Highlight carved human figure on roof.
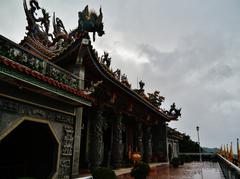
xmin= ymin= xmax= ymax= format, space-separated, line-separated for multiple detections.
xmin=39 ymin=8 xmax=51 ymax=35
xmin=50 ymin=13 xmax=72 ymax=47
xmin=55 ymin=17 xmax=67 ymax=35
xmin=121 ymin=74 xmax=127 ymax=82
xmin=170 ymin=103 xmax=176 ymax=112
xmin=101 ymin=51 xmax=111 ymax=68
xmin=29 ymin=2 xmax=51 ymax=35
xmin=135 ymin=80 xmax=145 ymax=96
xmin=121 ymin=74 xmax=131 ymax=88
xmin=93 ymin=49 xmax=99 ymax=60
xmin=114 ymin=69 xmax=121 ymax=80
xmin=139 ymin=80 xmax=145 ymax=90
xmin=147 ymin=91 xmax=165 ymax=108
xmin=29 ymin=0 xmax=40 ymax=18
xmin=24 ymin=0 xmax=53 ymax=46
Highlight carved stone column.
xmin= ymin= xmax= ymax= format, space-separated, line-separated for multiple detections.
xmin=111 ymin=113 xmax=124 ymax=168
xmin=72 ymin=52 xmax=85 ymax=176
xmin=143 ymin=125 xmax=152 ymax=163
xmin=72 ymin=107 xmax=83 ymax=176
xmin=136 ymin=122 xmax=143 ymax=155
xmin=152 ymin=121 xmax=168 ymax=162
xmin=89 ymin=108 xmax=104 ymax=168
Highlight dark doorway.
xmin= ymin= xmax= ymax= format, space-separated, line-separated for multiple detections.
xmin=0 ymin=120 xmax=59 ymax=179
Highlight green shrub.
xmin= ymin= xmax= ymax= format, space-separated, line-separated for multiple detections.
xmin=171 ymin=157 xmax=180 ymax=168
xmin=179 ymin=155 xmax=185 ymax=165
xmin=91 ymin=167 xmax=117 ymax=179
xmin=131 ymin=162 xmax=150 ymax=179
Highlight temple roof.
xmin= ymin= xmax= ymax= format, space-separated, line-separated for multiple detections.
xmin=13 ymin=0 xmax=181 ymax=121
xmin=48 ymin=36 xmax=180 ymax=121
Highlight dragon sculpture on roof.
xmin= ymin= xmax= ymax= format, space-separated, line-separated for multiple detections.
xmin=77 ymin=5 xmax=104 ymax=41
xmin=166 ymin=102 xmax=182 ymax=118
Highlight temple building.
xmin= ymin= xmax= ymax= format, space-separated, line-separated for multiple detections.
xmin=0 ymin=1 xmax=181 ymax=178
xmin=167 ymin=127 xmax=184 ymax=161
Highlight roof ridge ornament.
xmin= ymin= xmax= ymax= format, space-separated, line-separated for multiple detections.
xmin=51 ymin=12 xmax=73 ymax=48
xmin=24 ymin=0 xmax=53 ymax=46
xmin=23 ymin=0 xmax=104 ymax=51
xmin=76 ymin=5 xmax=105 ymax=41
xmin=147 ymin=90 xmax=165 ymax=108
xmin=167 ymin=102 xmax=182 ymax=118
xmin=100 ymin=51 xmax=111 ymax=68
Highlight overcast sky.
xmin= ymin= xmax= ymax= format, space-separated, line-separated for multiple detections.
xmin=1 ymin=0 xmax=240 ymax=152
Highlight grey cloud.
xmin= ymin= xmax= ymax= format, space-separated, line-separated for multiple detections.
xmin=115 ymin=31 xmax=240 ymax=149
xmin=205 ymin=63 xmax=233 ymax=81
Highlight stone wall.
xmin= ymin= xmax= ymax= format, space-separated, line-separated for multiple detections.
xmin=0 ymin=96 xmax=76 ymax=179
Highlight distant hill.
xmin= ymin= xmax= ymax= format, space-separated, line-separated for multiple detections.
xmin=202 ymin=147 xmax=219 ymax=153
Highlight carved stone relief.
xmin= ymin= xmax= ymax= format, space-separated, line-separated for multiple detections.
xmin=58 ymin=125 xmax=75 ymax=178
xmin=0 ymin=97 xmax=74 ymax=125
xmin=62 ymin=126 xmax=74 ymax=156
xmin=58 ymin=158 xmax=71 ymax=179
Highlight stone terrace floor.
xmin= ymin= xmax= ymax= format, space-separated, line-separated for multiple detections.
xmin=117 ymin=162 xmax=225 ymax=179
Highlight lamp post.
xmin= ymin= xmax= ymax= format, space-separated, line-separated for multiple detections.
xmin=196 ymin=126 xmax=202 ymax=162
xmin=237 ymin=138 xmax=239 ymax=165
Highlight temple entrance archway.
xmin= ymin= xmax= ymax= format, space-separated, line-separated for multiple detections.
xmin=0 ymin=119 xmax=59 ymax=179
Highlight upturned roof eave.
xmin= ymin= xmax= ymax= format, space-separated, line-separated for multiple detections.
xmin=86 ymin=45 xmax=174 ymax=121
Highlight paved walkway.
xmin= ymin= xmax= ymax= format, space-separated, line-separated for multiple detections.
xmin=117 ymin=162 xmax=225 ymax=179
xmin=114 ymin=162 xmax=168 ymax=176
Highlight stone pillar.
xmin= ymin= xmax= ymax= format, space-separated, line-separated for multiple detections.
xmin=72 ymin=107 xmax=83 ymax=176
xmin=152 ymin=121 xmax=168 ymax=162
xmin=136 ymin=122 xmax=143 ymax=155
xmin=89 ymin=108 xmax=104 ymax=168
xmin=72 ymin=54 xmax=85 ymax=176
xmin=143 ymin=125 xmax=152 ymax=163
xmin=162 ymin=122 xmax=168 ymax=162
xmin=111 ymin=113 xmax=124 ymax=168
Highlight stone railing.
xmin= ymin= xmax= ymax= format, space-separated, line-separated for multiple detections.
xmin=217 ymin=154 xmax=240 ymax=179
xmin=0 ymin=35 xmax=83 ymax=89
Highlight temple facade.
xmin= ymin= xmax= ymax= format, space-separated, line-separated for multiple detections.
xmin=0 ymin=1 xmax=181 ymax=179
